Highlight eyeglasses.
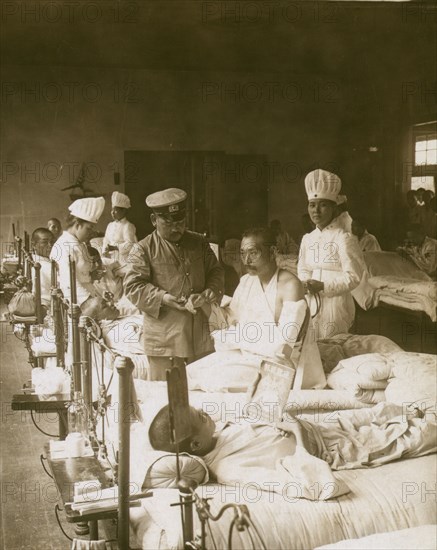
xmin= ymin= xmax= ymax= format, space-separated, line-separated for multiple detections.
xmin=240 ymin=247 xmax=262 ymax=262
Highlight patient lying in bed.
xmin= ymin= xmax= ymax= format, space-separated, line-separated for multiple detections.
xmin=149 ymin=403 xmax=436 ymax=501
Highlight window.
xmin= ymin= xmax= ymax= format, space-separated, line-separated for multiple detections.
xmin=410 ymin=121 xmax=437 ymax=192
xmin=415 ymin=134 xmax=437 ymax=166
xmin=411 ymin=176 xmax=435 ymax=193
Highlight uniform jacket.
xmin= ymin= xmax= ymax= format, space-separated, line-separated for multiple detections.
xmin=124 ymin=230 xmax=224 ymax=357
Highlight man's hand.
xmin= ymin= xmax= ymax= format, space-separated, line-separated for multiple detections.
xmin=305 ymin=279 xmax=324 ymax=294
xmin=184 ymin=293 xmax=205 ymax=314
xmin=162 ymin=293 xmax=188 ymax=311
xmin=201 ymin=288 xmax=217 ymax=304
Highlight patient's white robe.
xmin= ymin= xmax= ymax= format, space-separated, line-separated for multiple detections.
xmin=204 ymin=419 xmax=348 ymax=501
xmin=203 ymin=403 xmax=436 ymax=501
xmin=188 ymin=271 xmax=326 ymax=390
xmin=298 ymin=218 xmax=365 ymax=339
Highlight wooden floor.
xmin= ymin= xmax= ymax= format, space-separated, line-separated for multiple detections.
xmin=1 ymin=302 xmax=80 ymax=550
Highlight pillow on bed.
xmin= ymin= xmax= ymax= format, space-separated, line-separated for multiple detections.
xmin=142 ymin=452 xmax=209 ymax=489
xmin=327 ymin=353 xmax=392 ymax=404
xmin=364 ymin=251 xmax=431 ymax=280
xmin=317 ymin=334 xmax=401 ymax=374
xmin=342 ymin=334 xmax=402 ymax=357
xmin=385 ymin=352 xmax=437 ymax=414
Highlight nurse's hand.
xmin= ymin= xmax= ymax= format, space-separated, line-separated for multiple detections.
xmin=305 ymin=279 xmax=324 ymax=294
xmin=162 ymin=293 xmax=188 ymax=311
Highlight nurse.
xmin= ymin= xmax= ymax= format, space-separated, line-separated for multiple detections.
xmin=102 ymin=191 xmax=137 ymax=268
xmin=298 ymin=169 xmax=365 ymax=339
xmin=50 ymin=197 xmax=106 ymax=306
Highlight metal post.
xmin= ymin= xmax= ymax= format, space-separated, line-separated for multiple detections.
xmin=52 ymin=290 xmax=65 ymax=369
xmin=51 ymin=260 xmax=57 ymax=288
xmin=34 ymin=262 xmax=43 ymax=324
xmin=78 ymin=316 xmax=92 ymax=416
xmin=70 ymin=304 xmax=81 ymax=394
xmin=16 ymin=237 xmax=22 ymax=271
xmin=115 ymin=356 xmax=134 ymax=550
xmin=178 ymin=478 xmax=195 ymax=545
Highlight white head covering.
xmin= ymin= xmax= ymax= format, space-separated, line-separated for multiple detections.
xmin=305 ymin=169 xmax=341 ymax=203
xmin=68 ymin=197 xmax=105 ymax=224
xmin=112 ymin=191 xmax=131 ymax=209
xmin=336 ymin=194 xmax=347 ymax=205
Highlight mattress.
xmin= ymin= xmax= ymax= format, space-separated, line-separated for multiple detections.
xmin=130 ymin=453 xmax=437 ymax=550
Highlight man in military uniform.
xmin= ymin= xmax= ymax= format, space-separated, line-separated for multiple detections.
xmin=124 ymin=188 xmax=224 ymax=380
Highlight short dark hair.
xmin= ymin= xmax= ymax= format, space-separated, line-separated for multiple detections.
xmin=148 ymin=405 xmax=193 ymax=454
xmin=31 ymin=227 xmax=53 ymax=243
xmin=65 ymin=213 xmax=88 ymax=228
xmin=241 ymin=227 xmax=276 ymax=247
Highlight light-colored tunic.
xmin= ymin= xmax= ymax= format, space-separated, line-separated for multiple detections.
xmin=50 ymin=231 xmax=95 ymax=306
xmin=357 ymin=230 xmax=381 ymax=253
xmin=103 ymin=218 xmax=137 ymax=263
xmin=298 ymin=218 xmax=365 ymax=339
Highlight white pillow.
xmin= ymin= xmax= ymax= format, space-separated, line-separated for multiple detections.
xmin=327 ymin=353 xmax=392 ymax=404
xmin=385 ymin=352 xmax=437 ymax=414
xmin=328 ymin=353 xmax=392 ymax=388
xmin=142 ymin=452 xmax=209 ymax=489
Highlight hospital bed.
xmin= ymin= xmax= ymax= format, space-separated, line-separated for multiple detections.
xmin=352 ymin=251 xmax=437 ymax=354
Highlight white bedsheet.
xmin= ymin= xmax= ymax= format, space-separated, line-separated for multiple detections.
xmin=316 ymin=524 xmax=436 ymax=549
xmin=370 ymin=276 xmax=437 ymax=322
xmin=130 ymin=454 xmax=437 ymax=550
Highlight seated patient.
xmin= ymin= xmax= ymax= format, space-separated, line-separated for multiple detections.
xmin=398 ymin=224 xmax=437 ymax=279
xmin=351 ymin=218 xmax=382 ymax=252
xmin=189 ymin=227 xmax=326 ymax=389
xmin=149 ymin=403 xmax=436 ymax=501
xmin=31 ymin=228 xmax=55 ymax=313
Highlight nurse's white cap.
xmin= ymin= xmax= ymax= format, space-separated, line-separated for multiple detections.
xmin=305 ymin=169 xmax=341 ymax=202
xmin=112 ymin=191 xmax=131 ymax=209
xmin=68 ymin=197 xmax=105 ymax=224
